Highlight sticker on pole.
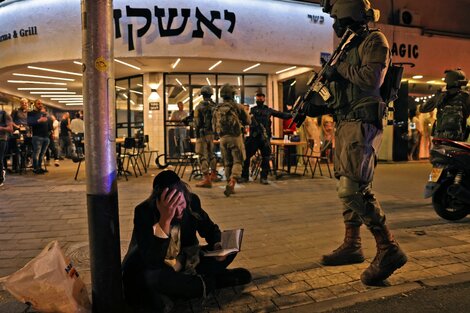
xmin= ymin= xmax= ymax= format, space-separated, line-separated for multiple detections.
xmin=95 ymin=57 xmax=109 ymax=72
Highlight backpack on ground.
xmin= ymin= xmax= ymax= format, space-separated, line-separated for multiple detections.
xmin=213 ymin=102 xmax=242 ymax=136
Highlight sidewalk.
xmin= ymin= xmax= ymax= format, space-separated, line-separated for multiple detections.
xmin=1 ymin=160 xmax=470 ymax=312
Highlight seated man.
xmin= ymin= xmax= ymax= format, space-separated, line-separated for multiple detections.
xmin=122 ymin=170 xmax=251 ymax=312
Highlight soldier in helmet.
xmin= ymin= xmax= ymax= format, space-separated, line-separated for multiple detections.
xmin=194 ymin=86 xmax=219 ymax=188
xmin=240 ymin=93 xmax=292 ymax=185
xmin=212 ymin=84 xmax=250 ymax=197
xmin=306 ymin=0 xmax=407 ymax=286
xmin=420 ymin=69 xmax=470 ymax=141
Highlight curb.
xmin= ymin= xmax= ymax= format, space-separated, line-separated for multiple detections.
xmin=279 ymin=271 xmax=470 ymax=313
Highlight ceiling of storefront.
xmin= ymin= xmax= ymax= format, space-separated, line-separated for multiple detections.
xmin=0 ymin=57 xmax=307 ymax=109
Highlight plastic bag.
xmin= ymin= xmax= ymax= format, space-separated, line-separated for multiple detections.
xmin=0 ymin=240 xmax=91 ymax=313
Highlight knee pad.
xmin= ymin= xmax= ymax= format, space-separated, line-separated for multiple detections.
xmin=337 ymin=176 xmax=360 ymax=198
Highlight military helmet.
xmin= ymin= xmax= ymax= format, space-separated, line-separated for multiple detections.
xmin=327 ymin=0 xmax=379 ymax=23
xmin=444 ymin=69 xmax=468 ymax=88
xmin=219 ymin=83 xmax=236 ymax=99
xmin=200 ymin=85 xmax=213 ymax=96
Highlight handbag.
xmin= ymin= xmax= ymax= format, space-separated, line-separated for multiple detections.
xmin=0 ymin=241 xmax=91 ymax=313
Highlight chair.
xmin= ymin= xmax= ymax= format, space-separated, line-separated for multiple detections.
xmin=121 ymin=137 xmax=142 ymax=178
xmin=294 ymin=140 xmax=332 ymax=178
xmin=142 ymin=134 xmax=159 ymax=170
xmin=175 ymin=137 xmax=202 ymax=180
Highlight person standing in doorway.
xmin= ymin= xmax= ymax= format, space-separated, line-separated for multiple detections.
xmin=170 ymin=101 xmax=189 ymax=157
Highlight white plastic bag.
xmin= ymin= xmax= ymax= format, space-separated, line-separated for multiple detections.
xmin=0 ymin=240 xmax=91 ymax=313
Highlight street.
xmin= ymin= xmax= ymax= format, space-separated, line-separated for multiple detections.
xmin=1 ymin=160 xmax=470 ymax=312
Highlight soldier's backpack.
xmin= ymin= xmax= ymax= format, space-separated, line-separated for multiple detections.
xmin=213 ymin=102 xmax=242 ymax=136
xmin=436 ymin=91 xmax=469 ymax=139
xmin=201 ymin=100 xmax=215 ymax=133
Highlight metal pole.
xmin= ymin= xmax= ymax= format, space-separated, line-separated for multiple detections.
xmin=81 ymin=0 xmax=124 ymax=312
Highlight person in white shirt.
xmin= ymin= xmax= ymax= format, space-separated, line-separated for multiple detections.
xmin=170 ymin=101 xmax=189 ymax=156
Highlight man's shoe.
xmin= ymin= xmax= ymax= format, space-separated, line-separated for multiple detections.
xmin=322 ymin=225 xmax=365 ymax=266
xmin=211 ymin=171 xmax=221 ymax=182
xmin=0 ymin=170 xmax=5 ymax=186
xmin=260 ymin=178 xmax=269 ymax=185
xmin=224 ymin=178 xmax=236 ymax=197
xmin=360 ymin=225 xmax=407 ymax=286
xmin=215 ymin=268 xmax=252 ymax=289
xmin=196 ymin=174 xmax=212 ymax=188
xmin=54 ymin=159 xmax=60 ymax=167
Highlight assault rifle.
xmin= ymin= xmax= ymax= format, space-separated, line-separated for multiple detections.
xmin=289 ymin=28 xmax=358 ymax=128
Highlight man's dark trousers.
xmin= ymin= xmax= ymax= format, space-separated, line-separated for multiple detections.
xmin=242 ymin=136 xmax=271 ymax=180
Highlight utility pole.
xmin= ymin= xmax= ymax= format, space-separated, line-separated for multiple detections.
xmin=81 ymin=0 xmax=124 ymax=312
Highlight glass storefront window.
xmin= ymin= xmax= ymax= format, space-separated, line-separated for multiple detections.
xmin=162 ymin=73 xmax=267 ymax=157
xmin=115 ymin=75 xmax=143 ymax=138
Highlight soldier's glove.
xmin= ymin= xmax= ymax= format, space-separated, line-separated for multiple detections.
xmin=322 ymin=64 xmax=341 ymax=82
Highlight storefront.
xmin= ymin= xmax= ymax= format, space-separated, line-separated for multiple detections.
xmin=1 ymin=0 xmax=469 ymax=159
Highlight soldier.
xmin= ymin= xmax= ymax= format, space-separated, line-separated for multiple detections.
xmin=212 ymin=84 xmax=250 ymax=197
xmin=240 ymin=93 xmax=292 ymax=184
xmin=194 ymin=86 xmax=218 ymax=188
xmin=308 ymin=0 xmax=407 ymax=286
xmin=420 ymin=69 xmax=470 ymax=141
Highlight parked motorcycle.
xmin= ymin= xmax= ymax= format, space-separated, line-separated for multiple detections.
xmin=424 ymin=138 xmax=470 ymax=220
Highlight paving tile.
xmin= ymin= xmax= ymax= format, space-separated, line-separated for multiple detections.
xmin=305 ymin=276 xmax=335 ymax=289
xmin=306 ymin=287 xmax=336 ymax=302
xmin=327 ymin=283 xmax=359 ymax=297
xmin=273 ymin=281 xmax=311 ymax=296
xmin=248 ymin=300 xmax=279 ymax=313
xmin=271 ymin=293 xmax=314 ymax=310
xmin=324 ymin=273 xmax=355 ymax=285
xmin=283 ymin=271 xmax=311 ymax=283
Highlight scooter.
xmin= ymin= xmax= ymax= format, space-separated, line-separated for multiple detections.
xmin=424 ymin=137 xmax=470 ymax=220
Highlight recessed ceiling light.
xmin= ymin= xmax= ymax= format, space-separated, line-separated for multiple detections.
xmin=30 ymin=91 xmax=76 ymax=94
xmin=276 ymin=66 xmax=297 ymax=74
xmin=8 ymin=80 xmax=67 ymax=85
xmin=59 ymin=100 xmax=84 ymax=103
xmin=412 ymin=75 xmax=423 ymax=79
xmin=172 ymin=58 xmax=181 ymax=69
xmin=243 ymin=63 xmax=261 ymax=72
xmin=52 ymin=98 xmax=84 ymax=101
xmin=13 ymin=73 xmax=75 ymax=82
xmin=27 ymin=66 xmax=82 ymax=76
xmin=65 ymin=103 xmax=83 ymax=106
xmin=40 ymin=94 xmax=82 ymax=97
xmin=115 ymin=59 xmax=141 ymax=70
xmin=209 ymin=61 xmax=222 ymax=71
xmin=175 ymin=78 xmax=187 ymax=91
xmin=18 ymin=87 xmax=68 ymax=90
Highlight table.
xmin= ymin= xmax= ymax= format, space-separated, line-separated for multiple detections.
xmin=270 ymin=139 xmax=306 ymax=179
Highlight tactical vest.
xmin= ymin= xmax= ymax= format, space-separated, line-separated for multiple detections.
xmin=328 ymin=30 xmax=388 ymax=127
xmin=196 ymin=100 xmax=215 ymax=137
xmin=250 ymin=105 xmax=272 ymax=138
xmin=435 ymin=91 xmax=469 ymax=140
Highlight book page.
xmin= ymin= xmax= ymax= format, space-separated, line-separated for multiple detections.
xmin=203 ymin=229 xmax=243 ymax=257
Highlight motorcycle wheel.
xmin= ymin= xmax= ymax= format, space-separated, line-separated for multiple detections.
xmin=156 ymin=154 xmax=169 ymax=169
xmin=432 ymin=180 xmax=469 ymax=221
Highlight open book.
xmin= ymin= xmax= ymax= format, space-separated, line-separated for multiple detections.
xmin=203 ymin=229 xmax=244 ymax=257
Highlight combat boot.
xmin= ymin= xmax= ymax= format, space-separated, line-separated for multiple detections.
xmin=224 ymin=178 xmax=236 ymax=197
xmin=361 ymin=225 xmax=407 ymax=286
xmin=196 ymin=173 xmax=212 ymax=188
xmin=210 ymin=170 xmax=221 ymax=182
xmin=322 ymin=225 xmax=364 ymax=266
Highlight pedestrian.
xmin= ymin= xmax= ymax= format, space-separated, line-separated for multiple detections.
xmin=27 ymin=100 xmax=50 ymax=174
xmin=306 ymin=0 xmax=407 ymax=286
xmin=0 ymin=108 xmax=13 ymax=186
xmin=420 ymin=69 xmax=470 ymax=141
xmin=170 ymin=101 xmax=189 ymax=157
xmin=240 ymin=93 xmax=291 ymax=184
xmin=194 ymin=85 xmax=218 ymax=188
xmin=212 ymin=84 xmax=250 ymax=196
xmin=121 ymin=170 xmax=252 ymax=312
